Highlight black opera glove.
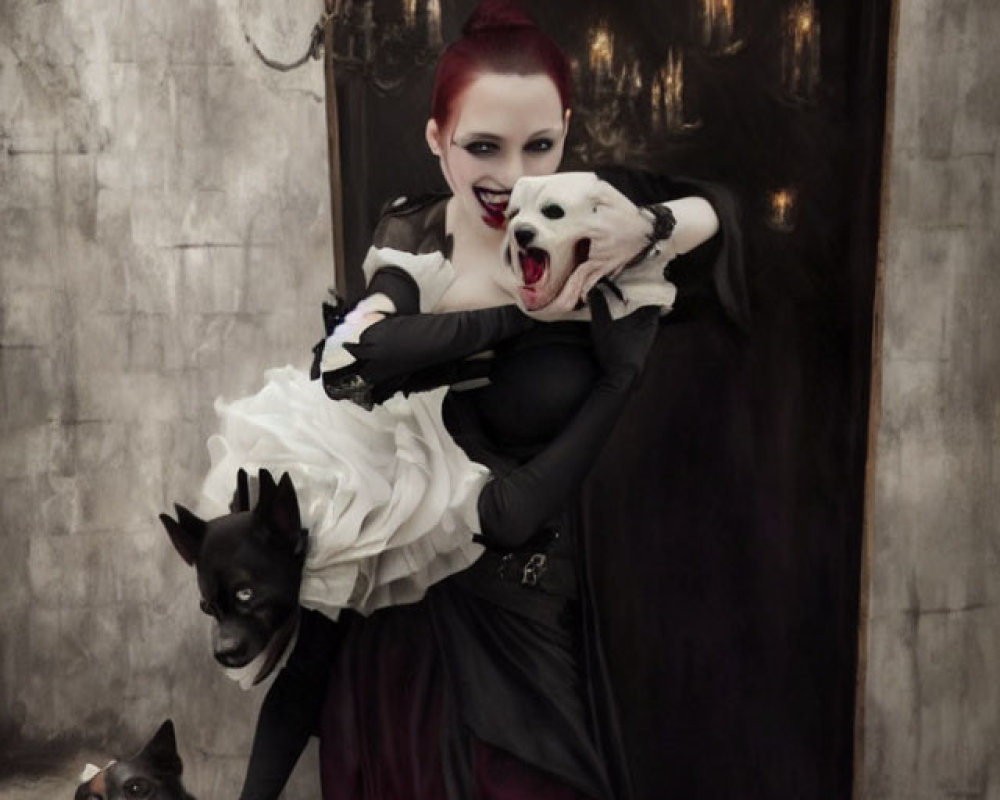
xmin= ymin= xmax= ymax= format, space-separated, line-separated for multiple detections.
xmin=319 ymin=304 xmax=536 ymax=405
xmin=477 ymin=291 xmax=661 ymax=549
xmin=587 ymin=287 xmax=661 ymax=382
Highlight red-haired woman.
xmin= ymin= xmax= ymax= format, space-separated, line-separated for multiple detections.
xmin=229 ymin=2 xmax=746 ymax=798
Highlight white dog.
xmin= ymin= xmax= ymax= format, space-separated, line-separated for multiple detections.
xmin=497 ymin=172 xmax=714 ymax=320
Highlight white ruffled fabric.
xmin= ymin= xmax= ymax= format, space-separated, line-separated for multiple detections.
xmin=200 ymin=367 xmax=488 ymax=620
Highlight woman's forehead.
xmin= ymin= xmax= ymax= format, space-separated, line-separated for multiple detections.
xmin=450 ymin=72 xmax=564 ymax=138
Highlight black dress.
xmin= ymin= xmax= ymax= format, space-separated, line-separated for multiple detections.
xmin=237 ymin=168 xmax=747 ymax=800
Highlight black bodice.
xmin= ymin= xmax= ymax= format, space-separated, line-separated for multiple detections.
xmin=469 ymin=325 xmax=598 ymax=457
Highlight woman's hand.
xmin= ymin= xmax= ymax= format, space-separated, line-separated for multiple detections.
xmin=573 ymin=181 xmax=653 ymax=300
xmin=588 ymin=288 xmax=660 ymax=382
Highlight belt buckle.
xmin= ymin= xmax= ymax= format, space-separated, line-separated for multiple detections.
xmin=521 ymin=553 xmax=548 ymax=587
xmin=496 ymin=552 xmax=549 ymax=588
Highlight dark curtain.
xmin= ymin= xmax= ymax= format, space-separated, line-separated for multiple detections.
xmin=334 ymin=1 xmax=893 ymax=797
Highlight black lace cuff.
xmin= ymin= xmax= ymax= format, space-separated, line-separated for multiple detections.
xmin=321 ymin=368 xmax=374 ymax=410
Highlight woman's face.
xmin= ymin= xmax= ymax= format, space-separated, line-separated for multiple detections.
xmin=427 ymin=71 xmax=569 ymax=235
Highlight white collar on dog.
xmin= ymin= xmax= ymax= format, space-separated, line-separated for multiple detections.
xmin=223 ymin=619 xmax=300 ymax=691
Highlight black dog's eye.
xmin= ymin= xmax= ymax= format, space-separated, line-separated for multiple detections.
xmin=123 ymin=778 xmax=153 ymax=798
xmin=541 ymin=204 xmax=565 ymax=220
xmin=235 ymin=587 xmax=255 ymax=604
xmin=199 ymin=599 xmax=213 ymax=617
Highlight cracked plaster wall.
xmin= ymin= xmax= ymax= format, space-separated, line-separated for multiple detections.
xmin=860 ymin=1 xmax=1000 ymax=798
xmin=0 ymin=0 xmax=333 ymax=795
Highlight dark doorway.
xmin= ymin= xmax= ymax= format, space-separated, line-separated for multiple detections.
xmin=331 ymin=1 xmax=893 ymax=796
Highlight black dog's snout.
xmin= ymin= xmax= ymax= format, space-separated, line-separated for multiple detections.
xmin=514 ymin=226 xmax=536 ymax=248
xmin=214 ymin=628 xmax=252 ymax=668
xmin=215 ymin=641 xmax=249 ymax=668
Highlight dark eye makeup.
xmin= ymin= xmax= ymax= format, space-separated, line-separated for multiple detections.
xmin=456 ymin=138 xmax=556 ymax=157
xmin=461 ymin=140 xmax=499 ymax=156
xmin=524 ymin=138 xmax=554 ymax=153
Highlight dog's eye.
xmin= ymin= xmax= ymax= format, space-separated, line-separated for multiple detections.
xmin=123 ymin=778 xmax=153 ymax=798
xmin=199 ymin=599 xmax=213 ymax=617
xmin=506 ymin=207 xmax=520 ymax=221
xmin=541 ymin=204 xmax=565 ymax=220
xmin=235 ymin=587 xmax=255 ymax=604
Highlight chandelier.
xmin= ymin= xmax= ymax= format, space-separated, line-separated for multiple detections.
xmin=243 ymin=0 xmax=444 ymax=94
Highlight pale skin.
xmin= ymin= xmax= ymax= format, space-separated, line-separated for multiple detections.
xmin=363 ymin=69 xmax=720 ymax=324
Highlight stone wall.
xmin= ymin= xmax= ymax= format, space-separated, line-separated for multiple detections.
xmin=0 ymin=0 xmax=333 ymax=794
xmin=860 ymin=1 xmax=1000 ymax=798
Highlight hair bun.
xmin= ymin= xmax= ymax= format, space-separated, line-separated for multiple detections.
xmin=462 ymin=0 xmax=536 ymax=36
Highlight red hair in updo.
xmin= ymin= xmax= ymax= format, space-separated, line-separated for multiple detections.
xmin=430 ymin=0 xmax=572 ymax=127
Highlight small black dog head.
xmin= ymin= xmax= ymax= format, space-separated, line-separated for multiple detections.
xmin=159 ymin=469 xmax=307 ymax=678
xmin=74 ymin=719 xmax=195 ymax=800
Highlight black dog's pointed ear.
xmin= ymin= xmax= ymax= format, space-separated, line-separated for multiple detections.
xmin=254 ymin=469 xmax=302 ymax=552
xmin=256 ymin=467 xmax=277 ymax=507
xmin=137 ymin=719 xmax=183 ymax=776
xmin=158 ymin=505 xmax=206 ymax=566
xmin=229 ymin=468 xmax=251 ymax=513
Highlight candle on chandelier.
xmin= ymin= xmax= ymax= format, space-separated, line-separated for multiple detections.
xmin=768 ymin=188 xmax=797 ymax=231
xmin=653 ymin=48 xmax=687 ymax=133
xmin=782 ymin=1 xmax=821 ymax=101
xmin=619 ymin=59 xmax=642 ymax=99
xmin=426 ymin=0 xmax=442 ymax=48
xmin=403 ymin=0 xmax=417 ymax=29
xmin=588 ymin=24 xmax=614 ymax=87
xmin=701 ymin=0 xmax=736 ymax=52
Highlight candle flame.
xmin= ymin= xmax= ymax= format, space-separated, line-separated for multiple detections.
xmin=782 ymin=1 xmax=821 ymax=101
xmin=769 ymin=188 xmax=797 ymax=229
xmin=772 ymin=190 xmax=792 ymax=214
xmin=588 ymin=25 xmax=614 ymax=74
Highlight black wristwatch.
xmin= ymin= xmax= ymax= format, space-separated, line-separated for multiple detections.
xmin=643 ymin=203 xmax=677 ymax=243
xmin=623 ymin=203 xmax=677 ymax=269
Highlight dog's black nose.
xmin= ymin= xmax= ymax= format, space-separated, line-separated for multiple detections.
xmin=515 ymin=226 xmax=536 ymax=248
xmin=214 ymin=630 xmax=252 ymax=668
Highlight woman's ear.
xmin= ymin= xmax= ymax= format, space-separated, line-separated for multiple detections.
xmin=425 ymin=118 xmax=442 ymax=157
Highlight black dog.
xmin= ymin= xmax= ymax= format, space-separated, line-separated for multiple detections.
xmin=74 ymin=719 xmax=195 ymax=800
xmin=159 ymin=469 xmax=307 ymax=685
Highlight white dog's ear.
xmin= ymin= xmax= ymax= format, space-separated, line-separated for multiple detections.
xmin=587 ymin=177 xmax=617 ymax=210
xmin=425 ymin=119 xmax=443 ymax=157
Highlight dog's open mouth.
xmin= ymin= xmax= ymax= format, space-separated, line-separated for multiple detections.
xmin=517 ymin=247 xmax=549 ymax=311
xmin=519 ymin=247 xmax=549 ymax=286
xmin=514 ymin=238 xmax=592 ymax=312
